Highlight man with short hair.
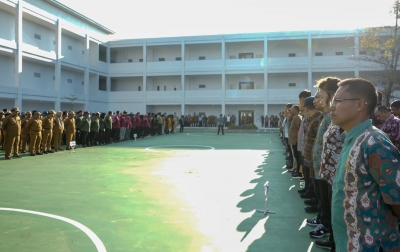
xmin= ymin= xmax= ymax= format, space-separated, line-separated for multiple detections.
xmin=42 ymin=110 xmax=55 ymax=154
xmin=390 ymin=100 xmax=400 ymax=118
xmin=80 ymin=111 xmax=91 ymax=147
xmin=27 ymin=111 xmax=42 ymax=156
xmin=2 ymin=107 xmax=22 ymax=159
xmin=331 ymin=78 xmax=400 ymax=251
xmin=375 ymin=105 xmax=400 ymax=150
xmin=20 ymin=111 xmax=31 ymax=153
xmin=64 ymin=111 xmax=76 ymax=150
xmin=217 ymin=114 xmax=224 ymax=135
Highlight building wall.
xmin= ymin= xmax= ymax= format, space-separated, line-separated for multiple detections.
xmin=61 ymin=69 xmax=84 ymax=95
xmin=185 ymin=43 xmax=221 ymax=60
xmin=147 ymin=76 xmax=181 ymax=91
xmin=226 ymin=41 xmax=264 ymax=59
xmin=184 ymin=105 xmax=222 ymax=116
xmin=0 ymin=55 xmax=15 ymax=87
xmin=268 ymin=39 xmax=308 ymax=57
xmin=268 ymin=73 xmax=307 ymax=90
xmin=111 ymin=77 xmax=143 ymax=92
xmin=312 ymin=38 xmax=354 ymax=56
xmin=0 ymin=9 xmax=15 ymax=41
xmin=111 ymin=47 xmax=143 ymax=63
xmin=22 ymin=60 xmax=55 ymax=91
xmin=22 ymin=100 xmax=55 ymax=112
xmin=61 ymin=34 xmax=85 ymax=64
xmin=147 ymin=45 xmax=181 ymax=62
xmin=22 ymin=19 xmax=56 ymax=53
xmin=227 ymin=74 xmax=264 ymax=90
xmin=185 ymin=75 xmax=221 ymax=90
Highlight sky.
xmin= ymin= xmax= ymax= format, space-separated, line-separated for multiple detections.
xmin=59 ymin=0 xmax=397 ymax=40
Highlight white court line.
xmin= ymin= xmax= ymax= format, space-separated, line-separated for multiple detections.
xmin=0 ymin=207 xmax=106 ymax=252
xmin=145 ymin=145 xmax=215 ymax=151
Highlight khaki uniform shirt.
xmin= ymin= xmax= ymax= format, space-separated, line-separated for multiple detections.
xmin=42 ymin=117 xmax=54 ymax=130
xmin=27 ymin=118 xmax=42 ymax=132
xmin=2 ymin=115 xmax=21 ymax=136
xmin=64 ymin=118 xmax=76 ymax=134
xmin=21 ymin=118 xmax=30 ymax=134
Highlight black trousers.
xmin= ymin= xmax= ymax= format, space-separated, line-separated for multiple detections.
xmin=76 ymin=129 xmax=81 ymax=145
xmin=105 ymin=128 xmax=111 ymax=143
xmin=217 ymin=125 xmax=224 ymax=135
xmin=90 ymin=131 xmax=98 ymax=146
xmin=291 ymin=145 xmax=299 ymax=172
xmin=99 ymin=131 xmax=105 ymax=144
xmin=81 ymin=131 xmax=89 ymax=147
xmin=315 ymin=179 xmax=332 ymax=230
xmin=303 ymin=165 xmax=314 ymax=194
xmin=158 ymin=124 xmax=162 ymax=135
xmin=180 ymin=124 xmax=184 ymax=132
xmin=113 ymin=128 xmax=120 ymax=142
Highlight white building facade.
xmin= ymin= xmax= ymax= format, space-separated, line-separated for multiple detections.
xmin=0 ymin=0 xmax=384 ymax=127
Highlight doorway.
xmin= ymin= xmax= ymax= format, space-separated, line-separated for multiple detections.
xmin=239 ymin=110 xmax=254 ymax=126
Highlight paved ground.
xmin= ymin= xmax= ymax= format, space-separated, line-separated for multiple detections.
xmin=0 ymin=130 xmax=326 ymax=251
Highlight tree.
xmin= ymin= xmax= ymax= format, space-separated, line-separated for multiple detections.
xmin=357 ymin=0 xmax=400 ymax=106
xmin=63 ymin=94 xmax=78 ymax=111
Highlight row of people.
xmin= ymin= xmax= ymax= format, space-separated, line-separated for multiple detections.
xmin=280 ymin=77 xmax=399 ymax=251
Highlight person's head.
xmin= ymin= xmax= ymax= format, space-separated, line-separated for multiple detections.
xmin=330 ymin=78 xmax=377 ymax=132
xmin=68 ymin=111 xmax=75 ymax=118
xmin=11 ymin=107 xmax=19 ymax=116
xmin=374 ymin=105 xmax=391 ymax=123
xmin=314 ymin=77 xmax=341 ymax=112
xmin=390 ymin=100 xmax=400 ymax=117
xmin=313 ymin=90 xmax=323 ymax=111
xmin=290 ymin=105 xmax=300 ymax=116
xmin=303 ymin=97 xmax=316 ymax=116
xmin=108 ymin=111 xmax=112 ymax=115
xmin=25 ymin=111 xmax=32 ymax=119
xmin=48 ymin=110 xmax=55 ymax=118
xmin=0 ymin=111 xmax=3 ymax=118
xmin=298 ymin=90 xmax=312 ymax=112
xmin=116 ymin=110 xmax=120 ymax=115
xmin=84 ymin=111 xmax=89 ymax=117
xmin=77 ymin=110 xmax=82 ymax=116
xmin=33 ymin=111 xmax=41 ymax=119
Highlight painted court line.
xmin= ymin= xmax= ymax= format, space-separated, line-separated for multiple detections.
xmin=0 ymin=207 xmax=106 ymax=252
xmin=145 ymin=145 xmax=215 ymax=151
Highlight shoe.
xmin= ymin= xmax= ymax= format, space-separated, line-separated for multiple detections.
xmin=298 ymin=177 xmax=305 ymax=181
xmin=54 ymin=150 xmax=58 ymax=152
xmin=315 ymin=237 xmax=335 ymax=250
xmin=58 ymin=149 xmax=64 ymax=151
xmin=305 ymin=204 xmax=319 ymax=213
xmin=309 ymin=224 xmax=330 ymax=238
xmin=30 ymin=153 xmax=36 ymax=156
xmin=36 ymin=152 xmax=44 ymax=155
xmin=298 ymin=188 xmax=307 ymax=194
xmin=292 ymin=172 xmax=303 ymax=179
xmin=304 ymin=198 xmax=318 ymax=206
xmin=306 ymin=216 xmax=320 ymax=226
xmin=300 ymin=191 xmax=314 ymax=199
xmin=48 ymin=150 xmax=54 ymax=153
xmin=43 ymin=151 xmax=48 ymax=154
xmin=13 ymin=156 xmax=22 ymax=158
xmin=5 ymin=157 xmax=11 ymax=160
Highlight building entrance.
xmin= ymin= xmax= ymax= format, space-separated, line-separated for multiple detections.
xmin=239 ymin=110 xmax=254 ymax=126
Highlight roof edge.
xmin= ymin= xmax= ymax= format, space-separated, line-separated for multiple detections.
xmin=44 ymin=0 xmax=115 ymax=34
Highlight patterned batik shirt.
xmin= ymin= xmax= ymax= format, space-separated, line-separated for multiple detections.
xmin=381 ymin=114 xmax=400 ymax=150
xmin=320 ymin=121 xmax=342 ymax=186
xmin=332 ymin=119 xmax=400 ymax=252
xmin=312 ymin=112 xmax=330 ymax=180
xmin=302 ymin=111 xmax=322 ymax=172
xmin=297 ymin=114 xmax=308 ymax=152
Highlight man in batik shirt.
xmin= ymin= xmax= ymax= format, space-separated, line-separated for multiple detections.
xmin=374 ymin=105 xmax=400 ymax=150
xmin=331 ymin=78 xmax=400 ymax=252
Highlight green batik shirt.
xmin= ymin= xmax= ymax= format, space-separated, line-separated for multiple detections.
xmin=312 ymin=112 xmax=330 ymax=179
xmin=332 ymin=119 xmax=400 ymax=252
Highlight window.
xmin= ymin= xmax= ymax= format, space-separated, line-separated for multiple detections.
xmin=335 ymin=52 xmax=343 ymax=56
xmin=159 ymin=58 xmax=165 ymax=61
xmin=138 ymin=86 xmax=141 ymax=91
xmin=230 ymin=55 xmax=237 ymax=59
xmin=288 ymin=53 xmax=296 ymax=57
xmin=139 ymin=59 xmax=143 ymax=62
xmin=239 ymin=53 xmax=254 ymax=59
xmin=359 ymin=51 xmax=367 ymax=55
xmin=315 ymin=52 xmax=323 ymax=56
xmin=199 ymin=56 xmax=206 ymax=60
xmin=128 ymin=59 xmax=133 ymax=62
xmin=164 ymin=86 xmax=166 ymax=91
xmin=199 ymin=84 xmax=206 ymax=89
xmin=67 ymin=79 xmax=73 ymax=83
xmin=157 ymin=86 xmax=160 ymax=91
xmin=68 ymin=45 xmax=72 ymax=50
xmin=34 ymin=34 xmax=41 ymax=40
xmin=176 ymin=57 xmax=181 ymax=61
xmin=53 ymin=40 xmax=56 ymax=45
xmin=174 ymin=86 xmax=177 ymax=91
xmin=289 ymin=83 xmax=296 ymax=87
xmin=110 ymin=59 xmax=116 ymax=63
xmin=34 ymin=73 xmax=41 ymax=78
xmin=99 ymin=82 xmax=106 ymax=91
xmin=239 ymin=82 xmax=254 ymax=90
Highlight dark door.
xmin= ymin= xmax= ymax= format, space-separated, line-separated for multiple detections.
xmin=239 ymin=110 xmax=254 ymax=126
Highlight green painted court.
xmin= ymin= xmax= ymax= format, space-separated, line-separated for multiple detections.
xmin=0 ymin=130 xmax=326 ymax=252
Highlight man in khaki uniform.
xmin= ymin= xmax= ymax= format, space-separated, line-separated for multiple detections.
xmin=64 ymin=111 xmax=76 ymax=150
xmin=2 ymin=107 xmax=22 ymax=160
xmin=80 ymin=111 xmax=91 ymax=147
xmin=0 ymin=110 xmax=5 ymax=150
xmin=53 ymin=111 xmax=64 ymax=152
xmin=27 ymin=111 xmax=43 ymax=156
xmin=42 ymin=110 xmax=55 ymax=154
xmin=20 ymin=111 xmax=31 ymax=153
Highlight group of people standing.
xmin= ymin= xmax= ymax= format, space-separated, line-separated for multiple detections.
xmin=260 ymin=115 xmax=279 ymax=128
xmin=280 ymin=77 xmax=399 ymax=251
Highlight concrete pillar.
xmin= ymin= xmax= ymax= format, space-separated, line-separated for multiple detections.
xmin=54 ymin=19 xmax=62 ymax=111
xmin=84 ymin=35 xmax=90 ymax=110
xmin=263 ymin=35 xmax=269 ymax=118
xmin=15 ymin=0 xmax=23 ymax=109
xmin=354 ymin=32 xmax=360 ymax=77
xmin=221 ymin=39 xmax=226 ymax=115
xmin=307 ymin=33 xmax=312 ymax=91
xmin=181 ymin=41 xmax=185 ymax=115
xmin=142 ymin=42 xmax=147 ymax=113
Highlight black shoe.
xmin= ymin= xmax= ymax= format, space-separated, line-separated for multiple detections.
xmin=300 ymin=191 xmax=314 ymax=199
xmin=305 ymin=204 xmax=319 ymax=213
xmin=30 ymin=153 xmax=36 ymax=156
xmin=54 ymin=150 xmax=58 ymax=152
xmin=43 ymin=151 xmax=48 ymax=154
xmin=304 ymin=198 xmax=318 ymax=206
xmin=298 ymin=188 xmax=307 ymax=194
xmin=292 ymin=172 xmax=303 ymax=179
xmin=58 ymin=149 xmax=64 ymax=151
xmin=315 ymin=238 xmax=335 ymax=250
xmin=48 ymin=150 xmax=54 ymax=153
xmin=13 ymin=155 xmax=22 ymax=158
xmin=5 ymin=157 xmax=11 ymax=160
xmin=36 ymin=152 xmax=44 ymax=155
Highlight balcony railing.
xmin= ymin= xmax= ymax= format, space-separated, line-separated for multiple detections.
xmin=109 ymin=62 xmax=144 ymax=75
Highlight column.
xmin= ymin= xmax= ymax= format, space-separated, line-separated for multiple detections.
xmin=142 ymin=42 xmax=147 ymax=113
xmin=15 ymin=0 xmax=23 ymax=109
xmin=263 ymin=35 xmax=269 ymax=117
xmin=84 ymin=35 xmax=89 ymax=110
xmin=181 ymin=41 xmax=185 ymax=115
xmin=307 ymin=33 xmax=312 ymax=91
xmin=221 ymin=39 xmax=226 ymax=115
xmin=54 ymin=19 xmax=62 ymax=111
xmin=354 ymin=31 xmax=360 ymax=77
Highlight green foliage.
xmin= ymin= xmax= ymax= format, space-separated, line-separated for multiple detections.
xmin=245 ymin=124 xmax=258 ymax=130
